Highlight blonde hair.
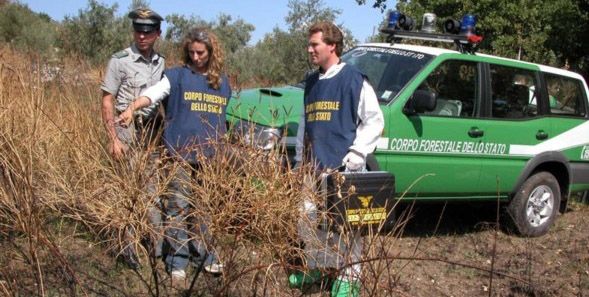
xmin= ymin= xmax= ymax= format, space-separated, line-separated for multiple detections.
xmin=182 ymin=28 xmax=225 ymax=90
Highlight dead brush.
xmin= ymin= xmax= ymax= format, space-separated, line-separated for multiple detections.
xmin=174 ymin=140 xmax=422 ymax=296
xmin=0 ymin=45 xmax=558 ymax=297
xmin=0 ymin=48 xmax=81 ymax=296
xmin=0 ymin=47 xmax=416 ymax=296
xmin=159 ymin=141 xmax=304 ymax=295
xmin=0 ymin=46 xmax=171 ymax=295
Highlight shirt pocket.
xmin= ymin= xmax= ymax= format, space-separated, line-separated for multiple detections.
xmin=123 ymin=70 xmax=149 ymax=97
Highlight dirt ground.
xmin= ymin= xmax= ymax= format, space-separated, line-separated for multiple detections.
xmin=365 ymin=200 xmax=589 ymax=297
xmin=1 ymin=200 xmax=587 ymax=297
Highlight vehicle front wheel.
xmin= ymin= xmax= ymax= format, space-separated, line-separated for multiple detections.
xmin=506 ymin=171 xmax=560 ymax=237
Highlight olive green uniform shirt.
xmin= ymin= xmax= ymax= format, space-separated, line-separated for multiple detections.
xmin=101 ymin=44 xmax=165 ymax=118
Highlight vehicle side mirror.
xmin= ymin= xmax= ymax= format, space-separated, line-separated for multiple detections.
xmin=404 ymin=89 xmax=437 ymax=115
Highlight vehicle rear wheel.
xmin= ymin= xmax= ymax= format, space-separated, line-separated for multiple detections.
xmin=506 ymin=171 xmax=560 ymax=237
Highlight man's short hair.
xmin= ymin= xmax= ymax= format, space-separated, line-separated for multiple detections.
xmin=308 ymin=21 xmax=344 ymax=56
xmin=128 ymin=8 xmax=163 ymax=32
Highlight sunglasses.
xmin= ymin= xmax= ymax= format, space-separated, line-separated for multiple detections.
xmin=194 ymin=30 xmax=209 ymax=41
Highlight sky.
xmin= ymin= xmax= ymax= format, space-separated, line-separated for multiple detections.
xmin=22 ymin=0 xmax=393 ymax=44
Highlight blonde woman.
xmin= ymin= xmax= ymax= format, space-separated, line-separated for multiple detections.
xmin=119 ymin=28 xmax=230 ymax=285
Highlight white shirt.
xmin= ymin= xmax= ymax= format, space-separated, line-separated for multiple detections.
xmin=141 ymin=75 xmax=172 ymax=104
xmin=294 ymin=62 xmax=384 ymax=162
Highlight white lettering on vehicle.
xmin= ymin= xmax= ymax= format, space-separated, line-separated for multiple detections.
xmin=386 ymin=138 xmax=507 ymax=155
xmin=361 ymin=47 xmax=426 ymax=59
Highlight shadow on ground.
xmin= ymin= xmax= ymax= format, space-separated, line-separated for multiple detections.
xmin=397 ymin=201 xmax=508 ymax=237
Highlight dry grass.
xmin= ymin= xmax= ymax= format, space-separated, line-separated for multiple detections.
xmin=0 ymin=46 xmax=588 ymax=297
xmin=0 ymin=46 xmax=327 ymax=296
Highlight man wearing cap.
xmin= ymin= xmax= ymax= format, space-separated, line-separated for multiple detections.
xmin=100 ymin=7 xmax=165 ymax=269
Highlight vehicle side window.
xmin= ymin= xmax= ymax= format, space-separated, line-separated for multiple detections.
xmin=490 ymin=66 xmax=539 ymax=119
xmin=417 ymin=60 xmax=477 ymax=118
xmin=545 ymin=74 xmax=586 ymax=117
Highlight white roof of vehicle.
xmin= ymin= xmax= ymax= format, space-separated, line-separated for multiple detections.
xmin=359 ymin=42 xmax=586 ymax=81
xmin=360 ymin=42 xmax=459 ymax=56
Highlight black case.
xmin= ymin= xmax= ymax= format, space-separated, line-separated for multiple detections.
xmin=322 ymin=171 xmax=396 ymax=234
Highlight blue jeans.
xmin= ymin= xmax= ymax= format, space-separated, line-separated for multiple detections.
xmin=164 ymin=163 xmax=218 ymax=272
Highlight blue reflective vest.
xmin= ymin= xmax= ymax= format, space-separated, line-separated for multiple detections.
xmin=304 ymin=64 xmax=364 ymax=169
xmin=163 ymin=66 xmax=231 ymax=162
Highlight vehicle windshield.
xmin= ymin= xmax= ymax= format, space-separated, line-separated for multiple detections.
xmin=342 ymin=46 xmax=433 ymax=103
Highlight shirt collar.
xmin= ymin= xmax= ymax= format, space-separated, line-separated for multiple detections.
xmin=184 ymin=64 xmax=207 ymax=76
xmin=319 ymin=62 xmax=346 ymax=80
xmin=130 ymin=43 xmax=160 ymax=63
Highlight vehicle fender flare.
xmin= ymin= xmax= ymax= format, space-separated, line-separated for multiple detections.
xmin=511 ymin=151 xmax=571 ymax=204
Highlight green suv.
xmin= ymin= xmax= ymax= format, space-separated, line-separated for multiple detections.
xmin=226 ymin=15 xmax=589 ymax=237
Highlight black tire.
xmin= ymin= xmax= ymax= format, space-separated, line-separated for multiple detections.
xmin=506 ymin=171 xmax=561 ymax=237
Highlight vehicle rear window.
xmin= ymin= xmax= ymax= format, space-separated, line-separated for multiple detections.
xmin=545 ymin=73 xmax=587 ymax=117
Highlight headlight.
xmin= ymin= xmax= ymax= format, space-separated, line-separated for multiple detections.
xmin=232 ymin=119 xmax=282 ymax=150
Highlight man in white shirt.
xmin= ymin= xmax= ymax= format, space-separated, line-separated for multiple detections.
xmin=290 ymin=21 xmax=384 ymax=297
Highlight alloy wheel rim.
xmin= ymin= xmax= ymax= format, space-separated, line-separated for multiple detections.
xmin=525 ymin=185 xmax=554 ymax=227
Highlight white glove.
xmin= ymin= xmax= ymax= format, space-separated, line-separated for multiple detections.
xmin=342 ymin=151 xmax=365 ymax=172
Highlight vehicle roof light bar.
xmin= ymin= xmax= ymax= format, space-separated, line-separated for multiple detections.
xmin=381 ymin=11 xmax=483 ymax=54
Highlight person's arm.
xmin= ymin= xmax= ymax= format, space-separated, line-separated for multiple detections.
xmin=350 ymin=80 xmax=384 ymax=155
xmin=101 ymin=91 xmax=118 ymax=141
xmin=100 ymin=57 xmax=128 ymax=158
xmin=343 ymin=80 xmax=384 ymax=170
xmin=101 ymin=91 xmax=127 ymax=158
xmin=117 ymin=76 xmax=171 ymax=126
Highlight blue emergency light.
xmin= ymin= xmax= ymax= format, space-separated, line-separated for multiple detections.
xmin=381 ymin=11 xmax=483 ymax=54
xmin=387 ymin=11 xmax=401 ymax=29
xmin=444 ymin=14 xmax=478 ymax=35
xmin=460 ymin=14 xmax=477 ymax=35
xmin=387 ymin=11 xmax=414 ymax=30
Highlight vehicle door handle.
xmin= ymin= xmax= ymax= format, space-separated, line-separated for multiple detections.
xmin=536 ymin=130 xmax=548 ymax=140
xmin=468 ymin=127 xmax=484 ymax=138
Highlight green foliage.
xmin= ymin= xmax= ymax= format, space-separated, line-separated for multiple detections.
xmin=238 ymin=27 xmax=308 ymax=86
xmin=355 ymin=0 xmax=389 ymax=11
xmin=163 ymin=13 xmax=254 ymax=65
xmin=164 ymin=13 xmax=255 ymax=54
xmin=130 ymin=0 xmax=151 ymax=10
xmin=286 ymin=0 xmax=341 ymax=32
xmin=57 ymin=0 xmax=130 ymax=65
xmin=388 ymin=0 xmax=589 ymax=77
xmin=164 ymin=14 xmax=208 ymax=43
xmin=0 ymin=2 xmax=58 ymax=57
xmin=229 ymin=0 xmax=357 ymax=87
xmin=8 ymin=0 xmax=587 ymax=84
xmin=214 ymin=14 xmax=255 ymax=55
